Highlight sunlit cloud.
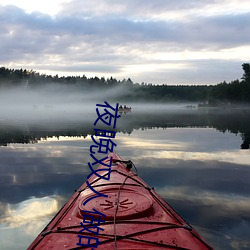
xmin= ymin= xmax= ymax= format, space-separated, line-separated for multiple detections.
xmin=0 ymin=196 xmax=63 ymax=249
xmin=0 ymin=0 xmax=250 ymax=84
xmin=153 ymin=46 xmax=250 ymax=62
xmin=116 ymin=127 xmax=249 ymax=166
xmin=0 ymin=0 xmax=66 ymax=16
xmin=0 ymin=196 xmax=59 ymax=230
xmin=154 ymin=150 xmax=250 ymax=166
xmin=118 ymin=134 xmax=187 ymax=150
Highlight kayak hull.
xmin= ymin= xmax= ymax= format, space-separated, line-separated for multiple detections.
xmin=28 ymin=152 xmax=213 ymax=249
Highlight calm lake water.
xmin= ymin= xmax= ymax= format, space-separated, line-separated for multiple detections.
xmin=0 ymin=104 xmax=250 ymax=249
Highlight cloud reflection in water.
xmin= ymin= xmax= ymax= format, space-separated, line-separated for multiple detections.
xmin=115 ymin=128 xmax=250 ymax=249
xmin=0 ymin=196 xmax=61 ymax=250
xmin=0 ymin=126 xmax=250 ymax=249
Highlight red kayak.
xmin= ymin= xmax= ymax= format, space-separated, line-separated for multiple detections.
xmin=28 ymin=152 xmax=213 ymax=249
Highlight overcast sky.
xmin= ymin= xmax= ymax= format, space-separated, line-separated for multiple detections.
xmin=0 ymin=0 xmax=250 ymax=85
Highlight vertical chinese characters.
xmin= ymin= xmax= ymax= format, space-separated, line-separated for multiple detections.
xmin=77 ymin=102 xmax=120 ymax=248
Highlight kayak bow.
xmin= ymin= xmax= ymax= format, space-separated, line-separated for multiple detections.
xmin=28 ymin=152 xmax=213 ymax=249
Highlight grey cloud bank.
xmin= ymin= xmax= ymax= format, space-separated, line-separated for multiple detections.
xmin=0 ymin=0 xmax=250 ymax=84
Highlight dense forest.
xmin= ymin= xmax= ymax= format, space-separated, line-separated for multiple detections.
xmin=0 ymin=63 xmax=250 ymax=104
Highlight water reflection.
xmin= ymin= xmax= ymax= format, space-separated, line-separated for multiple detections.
xmin=0 ymin=108 xmax=250 ymax=249
xmin=114 ymin=127 xmax=250 ymax=250
xmin=0 ymin=196 xmax=62 ymax=250
xmin=0 ymin=108 xmax=250 ymax=149
xmin=1 ymin=196 xmax=59 ymax=229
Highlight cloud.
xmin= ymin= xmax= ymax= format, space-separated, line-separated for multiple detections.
xmin=157 ymin=186 xmax=250 ymax=216
xmin=0 ymin=196 xmax=62 ymax=249
xmin=0 ymin=196 xmax=59 ymax=229
xmin=0 ymin=1 xmax=250 ymax=84
xmin=58 ymin=0 xmax=245 ymax=19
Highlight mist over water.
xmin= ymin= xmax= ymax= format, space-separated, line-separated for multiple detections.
xmin=0 ymin=85 xmax=100 ymax=121
xmin=0 ymin=84 xmax=197 ymax=124
xmin=1 ymin=84 xmax=250 ymax=148
xmin=0 ymin=84 xmax=250 ymax=249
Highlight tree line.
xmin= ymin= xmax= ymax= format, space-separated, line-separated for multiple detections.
xmin=0 ymin=63 xmax=249 ymax=104
xmin=208 ymin=63 xmax=250 ymax=105
xmin=1 ymin=108 xmax=249 ymax=148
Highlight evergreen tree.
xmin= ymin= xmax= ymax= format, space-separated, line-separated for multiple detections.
xmin=242 ymin=63 xmax=250 ymax=83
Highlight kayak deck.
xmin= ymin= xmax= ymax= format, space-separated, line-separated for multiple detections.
xmin=28 ymin=152 xmax=213 ymax=249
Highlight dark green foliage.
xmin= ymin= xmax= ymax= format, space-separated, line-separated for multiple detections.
xmin=242 ymin=63 xmax=250 ymax=82
xmin=0 ymin=63 xmax=249 ymax=104
xmin=209 ymin=63 xmax=250 ymax=104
